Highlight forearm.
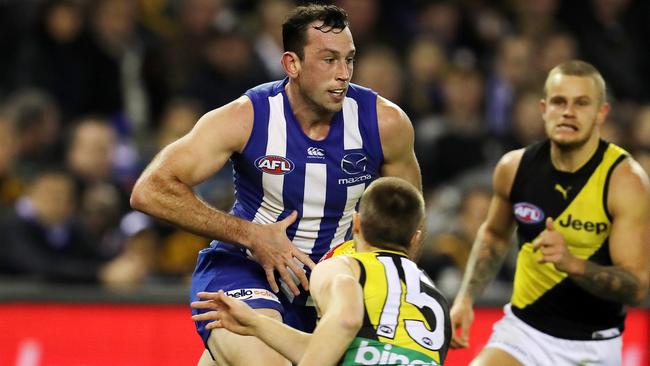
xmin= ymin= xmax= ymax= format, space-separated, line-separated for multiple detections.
xmin=569 ymin=260 xmax=646 ymax=306
xmin=457 ymin=226 xmax=511 ymax=301
xmin=299 ymin=311 xmax=358 ymax=366
xmin=251 ymin=315 xmax=311 ymax=364
xmin=131 ymin=173 xmax=255 ymax=248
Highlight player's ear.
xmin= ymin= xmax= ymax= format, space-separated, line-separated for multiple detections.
xmin=596 ymin=102 xmax=610 ymax=126
xmin=408 ymin=230 xmax=423 ymax=259
xmin=352 ymin=212 xmax=361 ymax=235
xmin=281 ymin=51 xmax=301 ymax=78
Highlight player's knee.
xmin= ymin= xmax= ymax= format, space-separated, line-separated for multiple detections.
xmin=208 ymin=328 xmax=289 ymax=366
xmin=197 ymin=349 xmax=217 ymax=366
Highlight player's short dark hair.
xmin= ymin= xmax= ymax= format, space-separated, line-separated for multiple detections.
xmin=358 ymin=177 xmax=424 ymax=250
xmin=282 ymin=4 xmax=349 ymax=60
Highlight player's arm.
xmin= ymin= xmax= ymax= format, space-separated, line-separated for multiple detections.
xmin=557 ymin=159 xmax=650 ymax=305
xmin=130 ymin=96 xmax=251 ymax=240
xmin=130 ymin=96 xmax=314 ymax=294
xmin=376 ymin=96 xmax=422 ymax=191
xmin=190 ymin=256 xmax=363 ymax=365
xmin=298 ymin=256 xmax=364 ymax=366
xmin=450 ymin=149 xmax=521 ymax=348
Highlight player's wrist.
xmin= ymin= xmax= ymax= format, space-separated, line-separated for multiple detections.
xmin=454 ymin=293 xmax=474 ymax=308
xmin=564 ymin=257 xmax=586 ymax=276
xmin=239 ymin=220 xmax=262 ymax=250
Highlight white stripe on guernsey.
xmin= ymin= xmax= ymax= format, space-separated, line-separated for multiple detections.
xmin=331 ymin=183 xmax=366 ymax=246
xmin=293 ymin=163 xmax=327 ymax=253
xmin=253 ymin=93 xmax=286 ymax=225
xmin=343 ymin=97 xmax=363 ymax=150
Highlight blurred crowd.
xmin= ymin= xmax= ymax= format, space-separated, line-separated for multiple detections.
xmin=0 ymin=0 xmax=648 ymax=298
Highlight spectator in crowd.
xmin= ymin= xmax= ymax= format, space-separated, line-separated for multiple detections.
xmin=503 ymin=90 xmax=547 ymax=149
xmin=253 ymin=0 xmax=294 ymax=80
xmin=0 ymin=115 xmax=22 ymax=208
xmin=0 ymin=169 xmax=102 ymax=282
xmin=352 ymin=45 xmax=404 ymax=106
xmin=534 ymin=33 xmax=578 ymax=84
xmin=417 ymin=67 xmax=502 ymax=192
xmin=403 ymin=38 xmax=447 ymax=119
xmin=419 ymin=187 xmax=515 ymax=299
xmin=10 ymin=0 xmax=94 ymax=122
xmin=559 ymin=0 xmax=648 ymax=101
xmin=484 ymin=36 xmax=534 ymax=137
xmin=511 ymin=0 xmax=560 ymax=40
xmin=186 ymin=28 xmax=267 ymax=112
xmin=3 ymin=89 xmax=63 ymax=177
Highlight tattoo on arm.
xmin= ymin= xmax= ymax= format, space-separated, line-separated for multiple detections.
xmin=460 ymin=240 xmax=510 ymax=299
xmin=572 ymin=262 xmax=641 ymax=305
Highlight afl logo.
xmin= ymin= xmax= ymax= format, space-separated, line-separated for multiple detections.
xmin=341 ymin=153 xmax=367 ymax=175
xmin=255 ymin=155 xmax=294 ymax=175
xmin=514 ymin=202 xmax=545 ymax=224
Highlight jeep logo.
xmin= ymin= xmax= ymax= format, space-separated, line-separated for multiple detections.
xmin=557 ymin=214 xmax=608 ymax=234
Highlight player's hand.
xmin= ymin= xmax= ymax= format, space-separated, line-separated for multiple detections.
xmin=191 ymin=291 xmax=259 ymax=336
xmin=449 ymin=295 xmax=474 ymax=349
xmin=533 ymin=217 xmax=583 ymax=274
xmin=249 ymin=211 xmax=316 ymax=295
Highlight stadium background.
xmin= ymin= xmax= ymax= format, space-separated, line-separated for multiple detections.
xmin=0 ymin=0 xmax=648 ymax=365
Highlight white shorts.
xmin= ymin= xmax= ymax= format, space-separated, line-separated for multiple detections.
xmin=485 ymin=304 xmax=622 ymax=366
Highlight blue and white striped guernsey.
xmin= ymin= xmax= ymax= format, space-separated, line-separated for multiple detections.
xmin=223 ymin=78 xmax=383 ymax=262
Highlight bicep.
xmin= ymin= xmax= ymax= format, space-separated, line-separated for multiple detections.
xmin=481 ymin=194 xmax=515 ymax=244
xmin=608 ymin=160 xmax=650 ymax=286
xmin=377 ymin=97 xmax=422 ymax=190
xmin=481 ymin=151 xmax=521 ymax=243
xmin=153 ymin=97 xmax=252 ymax=187
xmin=381 ymin=150 xmax=421 ymax=191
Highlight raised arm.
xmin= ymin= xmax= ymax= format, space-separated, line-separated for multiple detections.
xmin=536 ymin=159 xmax=650 ymax=305
xmin=130 ymin=96 xmax=314 ymax=294
xmin=376 ymin=96 xmax=422 ymax=191
xmin=449 ymin=149 xmax=522 ymax=348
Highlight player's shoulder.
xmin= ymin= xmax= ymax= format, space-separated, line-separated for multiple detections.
xmin=245 ymin=79 xmax=285 ymax=100
xmin=497 ymin=148 xmax=526 ymax=173
xmin=375 ymin=96 xmax=414 ymax=157
xmin=376 ymin=95 xmax=411 ymax=130
xmin=493 ymin=148 xmax=525 ymax=197
xmin=202 ymin=95 xmax=253 ymax=121
xmin=312 ymin=253 xmax=357 ymax=282
xmin=194 ymin=95 xmax=253 ymax=153
xmin=608 ymin=155 xmax=650 ymax=206
xmin=316 ymin=241 xmax=360 ymax=277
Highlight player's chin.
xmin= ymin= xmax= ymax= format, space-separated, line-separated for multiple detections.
xmin=550 ymin=135 xmax=587 ymax=150
xmin=322 ymin=100 xmax=344 ymax=113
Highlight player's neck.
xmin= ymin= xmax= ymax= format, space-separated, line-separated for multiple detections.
xmin=356 ymin=238 xmax=407 ymax=255
xmin=550 ymin=134 xmax=600 ymax=173
xmin=285 ymin=81 xmax=334 ymax=139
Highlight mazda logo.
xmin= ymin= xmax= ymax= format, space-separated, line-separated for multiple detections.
xmin=341 ymin=153 xmax=367 ymax=175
